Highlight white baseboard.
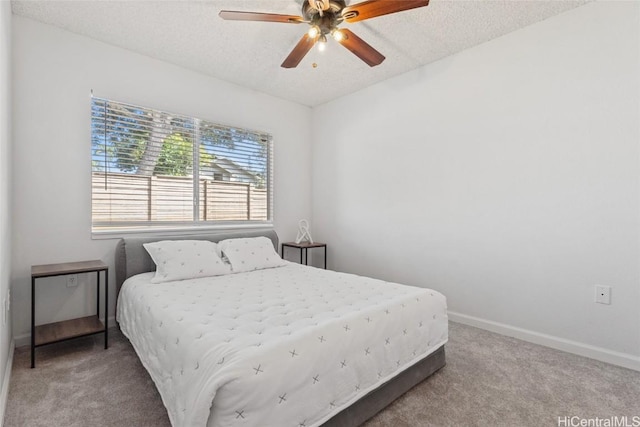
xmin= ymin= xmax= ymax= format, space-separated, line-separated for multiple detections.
xmin=13 ymin=334 xmax=27 ymax=349
xmin=0 ymin=339 xmax=15 ymax=427
xmin=448 ymin=311 xmax=640 ymax=372
xmin=13 ymin=315 xmax=117 ymax=348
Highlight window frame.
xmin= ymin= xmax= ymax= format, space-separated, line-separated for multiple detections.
xmin=90 ymin=97 xmax=274 ymax=238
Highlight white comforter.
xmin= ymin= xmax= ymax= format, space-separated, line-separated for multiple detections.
xmin=117 ymin=263 xmax=448 ymax=427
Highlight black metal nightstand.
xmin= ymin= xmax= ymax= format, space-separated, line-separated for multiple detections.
xmin=31 ymin=260 xmax=109 ymax=368
xmin=281 ymin=242 xmax=327 ymax=269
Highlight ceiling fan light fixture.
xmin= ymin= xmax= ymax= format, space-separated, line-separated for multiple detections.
xmin=308 ymin=26 xmax=320 ymax=38
xmin=318 ymin=34 xmax=328 ymax=51
xmin=331 ymin=29 xmax=345 ymax=41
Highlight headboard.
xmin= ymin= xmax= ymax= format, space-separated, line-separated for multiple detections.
xmin=115 ymin=229 xmax=279 ymax=296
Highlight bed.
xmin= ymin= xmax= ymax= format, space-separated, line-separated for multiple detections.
xmin=115 ymin=229 xmax=447 ymax=427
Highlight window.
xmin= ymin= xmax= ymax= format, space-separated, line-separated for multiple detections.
xmin=91 ymin=97 xmax=273 ymax=233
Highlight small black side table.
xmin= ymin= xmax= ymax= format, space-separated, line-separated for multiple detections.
xmin=282 ymin=242 xmax=327 ymax=269
xmin=31 ymin=260 xmax=109 ymax=368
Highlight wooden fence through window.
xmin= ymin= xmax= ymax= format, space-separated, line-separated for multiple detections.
xmin=92 ymin=172 xmax=267 ymax=223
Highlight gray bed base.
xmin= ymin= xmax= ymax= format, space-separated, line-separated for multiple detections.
xmin=115 ymin=228 xmax=446 ymax=427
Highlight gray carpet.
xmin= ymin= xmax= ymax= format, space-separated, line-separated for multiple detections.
xmin=4 ymin=322 xmax=640 ymax=426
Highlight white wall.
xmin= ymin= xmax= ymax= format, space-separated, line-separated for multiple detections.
xmin=0 ymin=0 xmax=14 ymax=405
xmin=312 ymin=1 xmax=640 ymax=367
xmin=11 ymin=16 xmax=312 ymax=342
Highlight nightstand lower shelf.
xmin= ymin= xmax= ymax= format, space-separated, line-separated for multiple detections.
xmin=34 ymin=315 xmax=105 ymax=347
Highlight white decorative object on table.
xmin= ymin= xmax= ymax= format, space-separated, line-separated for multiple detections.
xmin=295 ymin=219 xmax=314 ymax=244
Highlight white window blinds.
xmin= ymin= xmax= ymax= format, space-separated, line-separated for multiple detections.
xmin=91 ymin=97 xmax=273 ymax=231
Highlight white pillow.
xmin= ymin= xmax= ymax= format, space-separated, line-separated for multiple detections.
xmin=143 ymin=240 xmax=231 ymax=283
xmin=218 ymin=236 xmax=287 ymax=273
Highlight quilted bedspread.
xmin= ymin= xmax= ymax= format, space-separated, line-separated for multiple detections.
xmin=116 ymin=263 xmax=448 ymax=427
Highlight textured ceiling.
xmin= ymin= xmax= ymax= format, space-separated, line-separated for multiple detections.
xmin=12 ymin=0 xmax=590 ymax=107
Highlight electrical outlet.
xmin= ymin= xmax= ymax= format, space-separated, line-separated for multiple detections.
xmin=595 ymin=285 xmax=611 ymax=305
xmin=66 ymin=274 xmax=79 ymax=288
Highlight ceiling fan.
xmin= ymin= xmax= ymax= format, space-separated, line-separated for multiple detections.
xmin=219 ymin=0 xmax=430 ymax=68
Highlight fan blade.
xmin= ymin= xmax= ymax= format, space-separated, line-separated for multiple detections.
xmin=219 ymin=11 xmax=304 ymax=24
xmin=336 ymin=29 xmax=385 ymax=67
xmin=342 ymin=0 xmax=429 ymax=23
xmin=281 ymin=34 xmax=319 ymax=68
